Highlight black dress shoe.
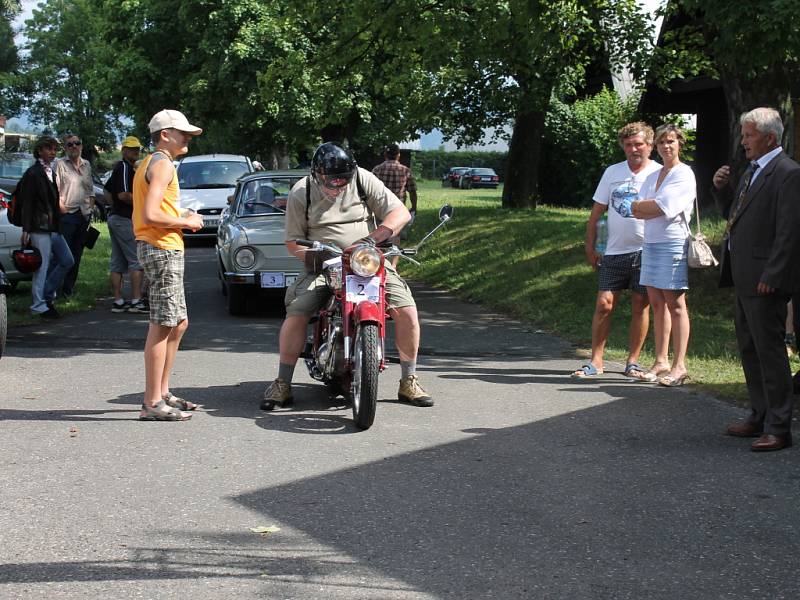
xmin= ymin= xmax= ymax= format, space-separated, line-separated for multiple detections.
xmin=751 ymin=434 xmax=793 ymax=452
xmin=726 ymin=421 xmax=762 ymax=437
xmin=39 ymin=307 xmax=60 ymax=319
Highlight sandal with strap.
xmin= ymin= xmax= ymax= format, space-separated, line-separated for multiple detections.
xmin=624 ymin=362 xmax=645 ymax=378
xmin=139 ymin=399 xmax=192 ymax=421
xmin=163 ymin=392 xmax=199 ymax=411
xmin=570 ymin=363 xmax=602 ymax=378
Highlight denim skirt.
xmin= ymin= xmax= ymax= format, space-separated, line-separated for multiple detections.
xmin=640 ymin=239 xmax=689 ymax=290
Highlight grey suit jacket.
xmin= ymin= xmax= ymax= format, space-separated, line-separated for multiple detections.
xmin=714 ymin=151 xmax=800 ymax=296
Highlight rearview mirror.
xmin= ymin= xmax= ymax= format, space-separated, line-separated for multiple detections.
xmin=439 ymin=204 xmax=453 ymax=221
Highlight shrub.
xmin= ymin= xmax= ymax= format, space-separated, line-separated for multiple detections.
xmin=412 ymin=149 xmax=507 ymax=181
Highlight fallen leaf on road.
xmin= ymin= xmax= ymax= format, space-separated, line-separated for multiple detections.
xmin=249 ymin=525 xmax=281 ymax=534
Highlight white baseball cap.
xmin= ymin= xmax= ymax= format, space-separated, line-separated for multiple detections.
xmin=148 ymin=109 xmax=202 ymax=135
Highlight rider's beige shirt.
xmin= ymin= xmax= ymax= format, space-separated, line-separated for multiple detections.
xmin=284 ymin=167 xmax=403 ymax=251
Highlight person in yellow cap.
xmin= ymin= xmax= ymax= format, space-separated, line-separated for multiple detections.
xmin=105 ymin=135 xmax=148 ymax=313
xmin=134 ymin=110 xmax=204 ymax=420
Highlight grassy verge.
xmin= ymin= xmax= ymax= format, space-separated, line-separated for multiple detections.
xmin=7 ymin=222 xmax=113 ymax=326
xmin=405 ymin=180 xmax=798 ymax=402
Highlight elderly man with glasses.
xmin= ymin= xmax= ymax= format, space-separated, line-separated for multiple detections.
xmin=54 ymin=134 xmax=95 ymax=298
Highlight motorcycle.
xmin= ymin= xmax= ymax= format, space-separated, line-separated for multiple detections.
xmin=0 ymin=264 xmax=10 ymax=359
xmin=266 ymin=205 xmax=453 ymax=430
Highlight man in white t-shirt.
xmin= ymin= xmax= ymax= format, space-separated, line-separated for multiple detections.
xmin=571 ymin=122 xmax=660 ymax=378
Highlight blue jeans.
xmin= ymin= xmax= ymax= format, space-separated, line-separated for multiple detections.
xmin=30 ymin=232 xmax=74 ymax=313
xmin=56 ymin=211 xmax=89 ymax=295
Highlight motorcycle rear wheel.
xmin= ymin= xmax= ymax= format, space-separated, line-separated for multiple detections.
xmin=351 ymin=323 xmax=379 ymax=430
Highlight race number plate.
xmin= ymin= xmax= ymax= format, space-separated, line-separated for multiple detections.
xmin=345 ymin=275 xmax=380 ymax=304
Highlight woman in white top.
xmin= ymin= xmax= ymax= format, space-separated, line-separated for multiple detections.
xmin=631 ymin=124 xmax=696 ymax=386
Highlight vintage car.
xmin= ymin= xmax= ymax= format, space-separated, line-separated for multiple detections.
xmin=216 ymin=170 xmax=308 ymax=315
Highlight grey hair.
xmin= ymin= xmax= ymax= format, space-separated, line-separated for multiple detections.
xmin=740 ymin=107 xmax=783 ymax=142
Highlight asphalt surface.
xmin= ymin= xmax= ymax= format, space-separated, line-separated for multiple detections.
xmin=1 ymin=245 xmax=799 ymax=599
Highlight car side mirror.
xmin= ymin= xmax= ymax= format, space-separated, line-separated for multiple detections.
xmin=439 ymin=204 xmax=453 ymax=221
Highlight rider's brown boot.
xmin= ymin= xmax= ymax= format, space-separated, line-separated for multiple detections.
xmin=261 ymin=378 xmax=294 ymax=410
xmin=398 ymin=375 xmax=434 ymax=407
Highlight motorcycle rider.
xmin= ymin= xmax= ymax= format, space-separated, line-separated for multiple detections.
xmin=262 ymin=142 xmax=433 ymax=409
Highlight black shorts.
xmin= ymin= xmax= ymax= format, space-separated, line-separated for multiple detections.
xmin=598 ymin=251 xmax=646 ymax=295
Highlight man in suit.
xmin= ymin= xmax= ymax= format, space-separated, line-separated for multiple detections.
xmin=712 ymin=107 xmax=800 ymax=452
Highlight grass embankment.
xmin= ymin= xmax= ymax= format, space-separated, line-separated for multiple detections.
xmin=405 ymin=180 xmax=798 ymax=402
xmin=7 ymin=222 xmax=112 ymax=326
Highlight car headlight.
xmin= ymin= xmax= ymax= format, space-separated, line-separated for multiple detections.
xmin=350 ymin=245 xmax=382 ymax=277
xmin=234 ymin=247 xmax=256 ymax=269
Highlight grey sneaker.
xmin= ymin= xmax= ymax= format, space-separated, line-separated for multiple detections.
xmin=111 ymin=300 xmax=128 ymax=313
xmin=128 ymin=299 xmax=149 ymax=314
xmin=398 ymin=375 xmax=434 ymax=407
xmin=261 ymin=378 xmax=294 ymax=410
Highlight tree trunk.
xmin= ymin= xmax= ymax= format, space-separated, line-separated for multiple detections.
xmin=720 ymin=68 xmax=793 ymax=179
xmin=502 ymin=107 xmax=546 ymax=209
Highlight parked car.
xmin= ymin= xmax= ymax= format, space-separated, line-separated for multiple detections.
xmin=442 ymin=166 xmax=470 ymax=188
xmin=0 ymin=186 xmax=30 ymax=287
xmin=458 ymin=167 xmax=500 ymax=189
xmin=0 ymin=152 xmax=34 ymax=191
xmin=177 ymin=154 xmax=254 ymax=236
xmin=216 ymin=170 xmax=307 ymax=315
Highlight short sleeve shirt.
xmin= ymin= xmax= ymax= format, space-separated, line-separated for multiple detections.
xmin=105 ymin=159 xmax=135 ymax=219
xmin=284 ymin=167 xmax=403 ymax=250
xmin=593 ymin=160 xmax=661 ymax=255
xmin=55 ymin=157 xmax=94 ymax=217
xmin=371 ymin=160 xmax=416 ymax=201
xmin=638 ymin=162 xmax=696 ymax=242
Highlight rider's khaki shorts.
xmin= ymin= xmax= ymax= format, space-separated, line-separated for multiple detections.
xmin=285 ymin=266 xmax=416 ymax=316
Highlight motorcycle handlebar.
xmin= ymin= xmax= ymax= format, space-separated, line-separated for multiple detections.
xmin=295 ymin=239 xmax=314 ymax=247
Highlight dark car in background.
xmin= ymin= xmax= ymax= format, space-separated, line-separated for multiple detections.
xmin=0 ymin=152 xmax=34 ymax=191
xmin=458 ymin=167 xmax=500 ymax=189
xmin=442 ymin=166 xmax=470 ymax=188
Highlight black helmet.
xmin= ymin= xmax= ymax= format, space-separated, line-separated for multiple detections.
xmin=311 ymin=142 xmax=357 ymax=190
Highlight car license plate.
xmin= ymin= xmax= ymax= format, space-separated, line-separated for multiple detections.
xmin=345 ymin=275 xmax=380 ymax=304
xmin=260 ymin=272 xmax=297 ymax=288
xmin=481 ymin=177 xmax=490 ymax=181
xmin=204 ymin=218 xmax=219 ymax=227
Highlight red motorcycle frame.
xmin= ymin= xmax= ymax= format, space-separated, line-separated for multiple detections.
xmin=294 ymin=204 xmax=452 ymax=430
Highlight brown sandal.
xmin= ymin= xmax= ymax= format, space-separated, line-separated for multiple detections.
xmin=163 ymin=392 xmax=199 ymax=411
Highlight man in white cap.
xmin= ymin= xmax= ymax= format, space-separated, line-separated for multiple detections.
xmin=106 ymin=135 xmax=147 ymax=312
xmin=133 ymin=110 xmax=204 ymax=421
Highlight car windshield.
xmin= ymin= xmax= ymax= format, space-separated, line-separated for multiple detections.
xmin=0 ymin=154 xmax=34 ymax=179
xmin=178 ymin=161 xmax=250 ymax=189
xmin=470 ymin=168 xmax=496 ymax=175
xmin=235 ymin=177 xmax=304 ymax=216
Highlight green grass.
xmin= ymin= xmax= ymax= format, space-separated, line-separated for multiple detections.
xmin=405 ymin=180 xmax=798 ymax=402
xmin=7 ymin=222 xmax=113 ymax=326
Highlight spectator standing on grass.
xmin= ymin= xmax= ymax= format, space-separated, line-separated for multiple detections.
xmin=106 ymin=135 xmax=147 ymax=313
xmin=16 ymin=136 xmax=74 ymax=319
xmin=571 ymin=122 xmax=660 ymax=379
xmin=629 ymin=124 xmax=695 ymax=387
xmin=54 ymin=134 xmax=94 ymax=298
xmin=133 ymin=110 xmax=204 ymax=421
xmin=372 ymin=143 xmax=418 ymax=266
xmin=713 ymin=107 xmax=800 ymax=452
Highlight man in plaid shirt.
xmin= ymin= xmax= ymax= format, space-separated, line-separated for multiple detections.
xmin=372 ymin=144 xmax=418 ymax=264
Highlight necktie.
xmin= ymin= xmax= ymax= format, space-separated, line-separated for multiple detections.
xmin=725 ymin=161 xmax=759 ymax=237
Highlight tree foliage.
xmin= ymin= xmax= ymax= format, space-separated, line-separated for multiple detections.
xmin=0 ymin=0 xmax=20 ymax=116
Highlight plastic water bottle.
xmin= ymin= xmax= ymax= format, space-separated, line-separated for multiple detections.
xmin=595 ymin=215 xmax=608 ymax=255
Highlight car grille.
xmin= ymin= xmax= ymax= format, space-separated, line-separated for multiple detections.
xmin=197 ymin=208 xmax=223 ymax=216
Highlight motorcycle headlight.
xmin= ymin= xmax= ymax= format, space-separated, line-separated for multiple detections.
xmin=234 ymin=247 xmax=256 ymax=269
xmin=350 ymin=245 xmax=382 ymax=277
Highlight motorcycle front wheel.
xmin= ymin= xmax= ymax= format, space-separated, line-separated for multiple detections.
xmin=351 ymin=323 xmax=379 ymax=430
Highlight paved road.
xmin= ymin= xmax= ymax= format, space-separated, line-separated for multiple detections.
xmin=1 ymin=246 xmax=799 ymax=599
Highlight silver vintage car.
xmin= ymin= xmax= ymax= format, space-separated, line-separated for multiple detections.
xmin=216 ymin=170 xmax=307 ymax=315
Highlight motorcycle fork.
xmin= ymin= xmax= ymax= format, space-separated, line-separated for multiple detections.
xmin=343 ymin=270 xmax=387 ymax=371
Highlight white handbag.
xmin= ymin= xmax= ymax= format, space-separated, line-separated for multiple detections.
xmin=684 ymin=196 xmax=719 ymax=269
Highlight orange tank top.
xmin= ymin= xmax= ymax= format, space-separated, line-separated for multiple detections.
xmin=133 ymin=152 xmax=183 ymax=251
